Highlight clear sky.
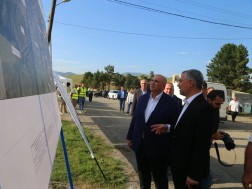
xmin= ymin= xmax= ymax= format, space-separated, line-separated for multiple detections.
xmin=42 ymin=0 xmax=252 ymax=79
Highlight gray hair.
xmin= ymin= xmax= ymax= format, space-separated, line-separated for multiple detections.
xmin=182 ymin=69 xmax=204 ymax=89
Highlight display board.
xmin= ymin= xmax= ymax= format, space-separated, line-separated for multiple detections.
xmin=0 ymin=0 xmax=61 ymax=188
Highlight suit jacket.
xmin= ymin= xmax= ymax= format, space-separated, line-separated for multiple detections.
xmin=130 ymin=88 xmax=149 ymax=115
xmin=117 ymin=90 xmax=128 ymax=100
xmin=173 ymin=95 xmax=183 ymax=112
xmin=170 ymin=94 xmax=213 ymax=182
xmin=127 ymin=92 xmax=179 ymax=158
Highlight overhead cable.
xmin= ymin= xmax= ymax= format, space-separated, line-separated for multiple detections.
xmin=54 ymin=21 xmax=252 ymax=40
xmin=105 ymin=0 xmax=252 ymax=30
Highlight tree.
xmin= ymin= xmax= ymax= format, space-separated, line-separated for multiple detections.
xmin=124 ymin=74 xmax=139 ymax=89
xmin=207 ymin=43 xmax=252 ymax=93
xmin=81 ymin=71 xmax=93 ymax=86
xmin=113 ymin=73 xmax=125 ymax=88
xmin=104 ymin=65 xmax=115 ymax=91
xmin=149 ymin=71 xmax=154 ymax=80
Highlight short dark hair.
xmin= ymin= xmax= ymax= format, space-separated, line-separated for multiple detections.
xmin=207 ymin=90 xmax=225 ymax=101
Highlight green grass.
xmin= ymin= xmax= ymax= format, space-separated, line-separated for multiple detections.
xmin=66 ymin=74 xmax=83 ymax=85
xmin=50 ymin=120 xmax=127 ymax=189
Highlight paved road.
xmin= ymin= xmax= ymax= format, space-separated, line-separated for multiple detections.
xmin=84 ymin=97 xmax=252 ymax=189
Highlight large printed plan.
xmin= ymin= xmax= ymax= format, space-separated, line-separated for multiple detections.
xmin=0 ymin=0 xmax=61 ymax=188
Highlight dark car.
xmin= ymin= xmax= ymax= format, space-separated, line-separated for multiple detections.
xmin=93 ymin=91 xmax=102 ymax=97
xmin=102 ymin=90 xmax=109 ymax=98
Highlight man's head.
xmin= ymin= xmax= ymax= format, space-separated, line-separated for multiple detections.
xmin=150 ymin=74 xmax=167 ymax=97
xmin=140 ymin=79 xmax=147 ymax=91
xmin=67 ymin=82 xmax=71 ymax=87
xmin=234 ymin=96 xmax=237 ymax=101
xmin=164 ymin=82 xmax=174 ymax=96
xmin=81 ymin=83 xmax=85 ymax=87
xmin=207 ymin=87 xmax=214 ymax=94
xmin=178 ymin=69 xmax=204 ymax=98
xmin=120 ymin=86 xmax=124 ymax=90
xmin=207 ymin=90 xmax=224 ymax=109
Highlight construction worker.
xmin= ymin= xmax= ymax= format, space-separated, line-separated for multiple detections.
xmin=78 ymin=83 xmax=87 ymax=113
xmin=71 ymin=83 xmax=79 ymax=108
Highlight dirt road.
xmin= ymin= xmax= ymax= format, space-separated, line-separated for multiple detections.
xmin=65 ymin=97 xmax=252 ymax=189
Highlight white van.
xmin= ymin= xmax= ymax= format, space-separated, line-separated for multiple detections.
xmin=173 ymin=81 xmax=228 ymax=121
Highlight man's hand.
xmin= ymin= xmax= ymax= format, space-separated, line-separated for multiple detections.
xmin=212 ymin=131 xmax=225 ymax=140
xmin=127 ymin=140 xmax=132 ymax=148
xmin=242 ymin=172 xmax=252 ymax=189
xmin=150 ymin=124 xmax=168 ymax=135
xmin=186 ymin=176 xmax=199 ymax=189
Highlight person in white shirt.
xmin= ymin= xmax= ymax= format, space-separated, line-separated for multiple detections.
xmin=126 ymin=88 xmax=134 ymax=115
xmin=228 ymin=97 xmax=240 ymax=122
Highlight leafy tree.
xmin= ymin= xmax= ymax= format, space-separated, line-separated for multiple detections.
xmin=207 ymin=43 xmax=252 ymax=93
xmin=93 ymin=70 xmax=101 ymax=89
xmin=149 ymin=71 xmax=154 ymax=80
xmin=104 ymin=65 xmax=115 ymax=90
xmin=81 ymin=71 xmax=93 ymax=86
xmin=124 ymin=74 xmax=139 ymax=89
xmin=138 ymin=74 xmax=148 ymax=80
xmin=113 ymin=73 xmax=125 ymax=88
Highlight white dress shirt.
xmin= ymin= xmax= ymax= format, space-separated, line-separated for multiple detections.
xmin=145 ymin=92 xmax=163 ymax=123
xmin=174 ymin=92 xmax=202 ymax=128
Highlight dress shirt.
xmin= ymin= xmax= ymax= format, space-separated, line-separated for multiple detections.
xmin=249 ymin=134 xmax=252 ymax=143
xmin=145 ymin=92 xmax=163 ymax=123
xmin=120 ymin=90 xmax=125 ymax=98
xmin=229 ymin=100 xmax=240 ymax=112
xmin=174 ymin=92 xmax=202 ymax=128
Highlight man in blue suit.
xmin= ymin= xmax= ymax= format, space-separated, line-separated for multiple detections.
xmin=126 ymin=74 xmax=179 ymax=189
xmin=117 ymin=86 xmax=128 ymax=112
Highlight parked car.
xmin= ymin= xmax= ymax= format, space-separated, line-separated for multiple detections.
xmin=102 ymin=90 xmax=109 ymax=98
xmin=93 ymin=91 xmax=102 ymax=97
xmin=108 ymin=90 xmax=118 ymax=99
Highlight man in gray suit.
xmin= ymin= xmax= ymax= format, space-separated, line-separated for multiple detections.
xmin=130 ymin=79 xmax=148 ymax=115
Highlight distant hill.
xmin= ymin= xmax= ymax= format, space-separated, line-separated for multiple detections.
xmin=66 ymin=74 xmax=83 ymax=85
xmin=54 ymin=71 xmax=83 ymax=84
xmin=121 ymin=72 xmax=143 ymax=76
xmin=55 ymin=71 xmax=76 ymax=77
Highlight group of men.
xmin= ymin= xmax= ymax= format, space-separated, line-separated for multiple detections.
xmin=70 ymin=83 xmax=94 ymax=113
xmin=126 ymin=69 xmax=237 ymax=189
xmin=126 ymin=69 xmax=212 ymax=189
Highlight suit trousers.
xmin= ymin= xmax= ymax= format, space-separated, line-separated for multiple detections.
xmin=135 ymin=141 xmax=169 ymax=189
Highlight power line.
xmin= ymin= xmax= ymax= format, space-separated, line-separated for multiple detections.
xmin=135 ymin=0 xmax=252 ymax=27
xmin=175 ymin=0 xmax=252 ymax=19
xmin=54 ymin=21 xmax=252 ymax=40
xmin=105 ymin=0 xmax=252 ymax=30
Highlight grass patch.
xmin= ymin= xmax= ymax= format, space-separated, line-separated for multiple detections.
xmin=66 ymin=74 xmax=83 ymax=85
xmin=50 ymin=120 xmax=127 ymax=188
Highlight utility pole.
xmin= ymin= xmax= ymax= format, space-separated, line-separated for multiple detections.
xmin=47 ymin=0 xmax=57 ymax=44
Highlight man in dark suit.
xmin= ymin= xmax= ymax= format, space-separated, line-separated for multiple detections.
xmin=117 ymin=86 xmax=128 ymax=111
xmin=164 ymin=82 xmax=183 ymax=111
xmin=130 ymin=79 xmax=149 ymax=115
xmin=169 ymin=69 xmax=213 ymax=189
xmin=126 ymin=74 xmax=179 ymax=189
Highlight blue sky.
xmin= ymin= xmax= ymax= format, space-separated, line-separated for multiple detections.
xmin=42 ymin=0 xmax=252 ymax=79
